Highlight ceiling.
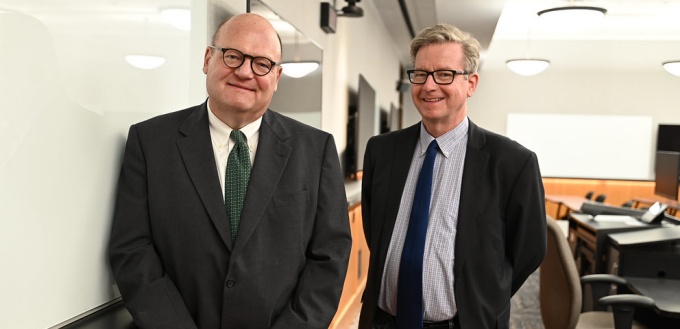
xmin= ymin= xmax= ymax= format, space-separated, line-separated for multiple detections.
xmin=3 ymin=0 xmax=680 ymax=75
xmin=373 ymin=0 xmax=680 ymax=73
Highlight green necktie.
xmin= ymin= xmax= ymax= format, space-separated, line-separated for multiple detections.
xmin=226 ymin=130 xmax=251 ymax=241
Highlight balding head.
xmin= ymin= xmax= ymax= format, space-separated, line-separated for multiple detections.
xmin=212 ymin=13 xmax=282 ymax=60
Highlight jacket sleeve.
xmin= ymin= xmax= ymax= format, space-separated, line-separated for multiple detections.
xmin=271 ymin=134 xmax=352 ymax=329
xmin=506 ymin=152 xmax=547 ymax=295
xmin=108 ymin=125 xmax=197 ymax=329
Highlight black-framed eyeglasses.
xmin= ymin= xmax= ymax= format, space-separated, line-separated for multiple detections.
xmin=407 ymin=69 xmax=469 ymax=85
xmin=208 ymin=46 xmax=278 ymax=76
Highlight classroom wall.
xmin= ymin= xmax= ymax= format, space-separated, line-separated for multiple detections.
xmin=4 ymin=0 xmax=680 ymax=327
xmin=0 ymin=1 xmax=402 ymax=328
xmin=264 ymin=0 xmax=403 ymax=155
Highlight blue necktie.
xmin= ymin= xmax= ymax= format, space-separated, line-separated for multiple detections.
xmin=396 ymin=139 xmax=439 ymax=329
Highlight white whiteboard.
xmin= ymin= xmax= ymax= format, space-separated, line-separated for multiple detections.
xmin=506 ymin=113 xmax=654 ymax=180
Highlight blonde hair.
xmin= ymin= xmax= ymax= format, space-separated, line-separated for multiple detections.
xmin=410 ymin=23 xmax=481 ymax=73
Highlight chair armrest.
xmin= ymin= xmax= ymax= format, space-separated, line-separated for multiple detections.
xmin=597 ymin=295 xmax=655 ymax=329
xmin=581 ymin=274 xmax=628 ymax=286
xmin=598 ymin=295 xmax=655 ymax=308
xmin=581 ymin=274 xmax=629 ymax=312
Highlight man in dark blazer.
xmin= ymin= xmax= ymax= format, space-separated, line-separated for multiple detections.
xmin=359 ymin=24 xmax=546 ymax=329
xmin=108 ymin=13 xmax=351 ymax=329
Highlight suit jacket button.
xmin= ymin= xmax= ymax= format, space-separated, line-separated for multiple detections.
xmin=226 ymin=280 xmax=235 ymax=288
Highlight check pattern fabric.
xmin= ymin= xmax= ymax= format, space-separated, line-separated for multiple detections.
xmin=225 ymin=129 xmax=251 ymax=241
xmin=380 ymin=119 xmax=468 ymax=322
xmin=396 ymin=139 xmax=439 ymax=329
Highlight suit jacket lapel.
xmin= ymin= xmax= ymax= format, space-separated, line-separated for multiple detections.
xmin=455 ymin=120 xmax=489 ymax=274
xmin=379 ymin=124 xmax=420 ymax=251
xmin=231 ymin=110 xmax=291 ymax=257
xmin=176 ymin=103 xmax=234 ymax=250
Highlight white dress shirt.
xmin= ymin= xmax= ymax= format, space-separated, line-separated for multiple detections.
xmin=207 ymin=103 xmax=261 ymax=199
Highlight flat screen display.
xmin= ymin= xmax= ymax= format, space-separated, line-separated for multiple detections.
xmin=657 ymin=124 xmax=680 ymax=152
xmin=654 ymin=151 xmax=680 ymax=200
xmin=354 ymin=74 xmax=377 ymax=173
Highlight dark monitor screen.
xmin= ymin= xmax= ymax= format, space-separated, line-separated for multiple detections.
xmin=657 ymin=124 xmax=680 ymax=152
xmin=354 ymin=74 xmax=377 ymax=173
xmin=654 ymin=151 xmax=680 ymax=200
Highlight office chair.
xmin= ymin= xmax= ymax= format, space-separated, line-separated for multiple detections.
xmin=622 ymin=200 xmax=634 ymax=208
xmin=540 ymin=216 xmax=655 ymax=329
xmin=594 ymin=194 xmax=607 ymax=203
xmin=585 ymin=191 xmax=595 ymax=200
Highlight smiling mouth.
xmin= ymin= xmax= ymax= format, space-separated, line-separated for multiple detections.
xmin=423 ymin=97 xmax=443 ymax=102
xmin=229 ymin=83 xmax=254 ymax=92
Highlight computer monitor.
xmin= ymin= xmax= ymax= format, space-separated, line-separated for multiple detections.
xmin=657 ymin=124 xmax=680 ymax=152
xmin=654 ymin=151 xmax=680 ymax=200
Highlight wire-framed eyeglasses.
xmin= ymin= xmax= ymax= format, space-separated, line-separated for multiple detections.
xmin=209 ymin=46 xmax=278 ymax=76
xmin=407 ymin=69 xmax=469 ymax=85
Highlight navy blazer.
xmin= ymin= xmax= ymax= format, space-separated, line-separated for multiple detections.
xmin=109 ymin=102 xmax=351 ymax=329
xmin=359 ymin=120 xmax=546 ymax=329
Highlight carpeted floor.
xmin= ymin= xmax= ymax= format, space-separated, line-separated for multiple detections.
xmin=510 ymin=269 xmax=544 ymax=329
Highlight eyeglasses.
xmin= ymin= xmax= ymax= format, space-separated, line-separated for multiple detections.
xmin=407 ymin=69 xmax=469 ymax=85
xmin=209 ymin=46 xmax=278 ymax=76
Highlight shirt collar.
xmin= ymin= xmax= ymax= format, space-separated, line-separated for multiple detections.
xmin=207 ymin=101 xmax=262 ymax=144
xmin=419 ymin=117 xmax=469 ymax=158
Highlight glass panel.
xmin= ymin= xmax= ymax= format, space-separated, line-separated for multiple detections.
xmin=250 ymin=0 xmax=323 ymax=129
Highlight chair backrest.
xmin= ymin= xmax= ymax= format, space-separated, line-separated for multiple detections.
xmin=594 ymin=194 xmax=607 ymax=203
xmin=540 ymin=216 xmax=583 ymax=329
xmin=585 ymin=191 xmax=594 ymax=200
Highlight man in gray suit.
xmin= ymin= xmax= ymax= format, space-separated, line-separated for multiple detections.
xmin=359 ymin=23 xmax=546 ymax=329
xmin=109 ymin=13 xmax=351 ymax=329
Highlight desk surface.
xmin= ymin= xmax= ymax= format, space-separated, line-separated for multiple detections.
xmin=545 ymin=194 xmax=589 ymax=219
xmin=633 ymin=197 xmax=680 ymax=216
xmin=626 ymin=277 xmax=680 ymax=318
xmin=545 ymin=194 xmax=589 ymax=211
xmin=570 ymin=213 xmax=654 ymax=233
xmin=608 ymin=226 xmax=680 ymax=247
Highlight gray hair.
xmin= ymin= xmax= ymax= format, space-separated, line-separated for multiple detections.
xmin=410 ymin=23 xmax=481 ymax=73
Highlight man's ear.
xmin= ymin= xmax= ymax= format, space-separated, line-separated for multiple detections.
xmin=467 ymin=72 xmax=479 ymax=97
xmin=202 ymin=47 xmax=211 ymax=74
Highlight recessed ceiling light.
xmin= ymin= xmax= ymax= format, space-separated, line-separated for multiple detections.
xmin=662 ymin=61 xmax=680 ymax=77
xmin=506 ymin=59 xmax=550 ymax=76
xmin=281 ymin=62 xmax=319 ymax=78
xmin=125 ymin=55 xmax=166 ymax=70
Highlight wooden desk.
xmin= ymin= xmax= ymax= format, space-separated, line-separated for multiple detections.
xmin=626 ymin=277 xmax=680 ymax=318
xmin=568 ymin=213 xmax=657 ymax=275
xmin=632 ymin=197 xmax=680 ymax=216
xmin=545 ymin=194 xmax=589 ymax=219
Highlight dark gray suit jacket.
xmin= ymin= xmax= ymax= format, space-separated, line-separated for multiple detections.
xmin=358 ymin=120 xmax=546 ymax=329
xmin=109 ymin=102 xmax=351 ymax=329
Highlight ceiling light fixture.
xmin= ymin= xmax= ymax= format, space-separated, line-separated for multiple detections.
xmin=281 ymin=32 xmax=319 ymax=78
xmin=281 ymin=62 xmax=320 ymax=78
xmin=537 ymin=5 xmax=606 ymax=22
xmin=663 ymin=61 xmax=680 ymax=77
xmin=125 ymin=55 xmax=166 ymax=70
xmin=506 ymin=59 xmax=550 ymax=76
xmin=160 ymin=7 xmax=191 ymax=31
xmin=506 ymin=14 xmax=549 ymax=76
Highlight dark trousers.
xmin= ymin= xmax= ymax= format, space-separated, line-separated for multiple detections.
xmin=372 ymin=307 xmax=460 ymax=329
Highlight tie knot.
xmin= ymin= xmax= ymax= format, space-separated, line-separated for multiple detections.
xmin=230 ymin=129 xmax=247 ymax=146
xmin=427 ymin=139 xmax=439 ymax=154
